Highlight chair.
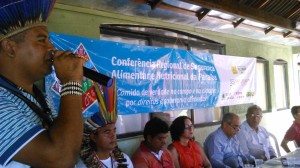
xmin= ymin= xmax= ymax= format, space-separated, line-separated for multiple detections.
xmin=268 ymin=132 xmax=281 ymax=157
xmin=293 ymin=140 xmax=298 ymax=148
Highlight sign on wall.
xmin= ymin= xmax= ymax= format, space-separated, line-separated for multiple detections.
xmin=46 ymin=33 xmax=256 ymax=117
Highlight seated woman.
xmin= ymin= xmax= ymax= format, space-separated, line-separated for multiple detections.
xmin=168 ymin=116 xmax=211 ymax=168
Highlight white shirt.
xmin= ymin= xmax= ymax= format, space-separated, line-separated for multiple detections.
xmin=237 ymin=121 xmax=276 ymax=159
xmin=151 ymin=150 xmax=163 ymax=161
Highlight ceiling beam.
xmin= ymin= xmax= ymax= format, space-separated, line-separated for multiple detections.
xmin=285 ymin=5 xmax=300 ymax=19
xmin=253 ymin=0 xmax=270 ymax=9
xmin=283 ymin=31 xmax=292 ymax=38
xmin=135 ymin=0 xmax=196 ymax=16
xmin=148 ymin=0 xmax=163 ymax=10
xmin=196 ymin=8 xmax=210 ymax=21
xmin=181 ymin=0 xmax=299 ymax=33
xmin=264 ymin=26 xmax=274 ymax=34
xmin=134 ymin=0 xmax=300 ymax=40
xmin=233 ymin=18 xmax=245 ymax=28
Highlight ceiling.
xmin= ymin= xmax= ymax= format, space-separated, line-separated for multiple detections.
xmin=56 ymin=0 xmax=300 ymax=46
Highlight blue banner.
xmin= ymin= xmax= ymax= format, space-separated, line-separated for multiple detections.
xmin=46 ymin=33 xmax=220 ymax=116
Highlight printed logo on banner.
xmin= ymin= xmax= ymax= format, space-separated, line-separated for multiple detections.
xmin=247 ymin=92 xmax=255 ymax=97
xmin=231 ymin=66 xmax=247 ymax=74
xmin=74 ymin=44 xmax=98 ymax=114
xmin=50 ymin=43 xmax=98 ymax=116
xmin=231 ymin=66 xmax=238 ymax=74
xmin=230 ymin=78 xmax=250 ymax=87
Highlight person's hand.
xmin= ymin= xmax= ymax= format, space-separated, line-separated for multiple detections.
xmin=51 ymin=50 xmax=84 ymax=84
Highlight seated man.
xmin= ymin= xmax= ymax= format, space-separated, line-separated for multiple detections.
xmin=237 ymin=105 xmax=276 ymax=160
xmin=204 ymin=113 xmax=253 ymax=168
xmin=77 ymin=112 xmax=134 ymax=168
xmin=281 ymin=106 xmax=300 ymax=153
xmin=131 ymin=117 xmax=175 ymax=168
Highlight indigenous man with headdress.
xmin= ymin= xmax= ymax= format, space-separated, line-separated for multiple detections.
xmin=75 ymin=76 xmax=132 ymax=168
xmin=0 ymin=0 xmax=84 ymax=167
xmin=76 ymin=112 xmax=134 ymax=168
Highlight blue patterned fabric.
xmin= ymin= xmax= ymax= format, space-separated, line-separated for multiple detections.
xmin=0 ymin=87 xmax=56 ymax=167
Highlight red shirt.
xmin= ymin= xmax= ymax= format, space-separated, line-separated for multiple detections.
xmin=284 ymin=121 xmax=300 ymax=146
xmin=131 ymin=141 xmax=175 ymax=168
xmin=172 ymin=140 xmax=203 ymax=168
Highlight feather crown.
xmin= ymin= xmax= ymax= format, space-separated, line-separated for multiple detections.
xmin=80 ymin=78 xmax=118 ymax=166
xmin=0 ymin=0 xmax=56 ymax=41
xmin=85 ymin=78 xmax=118 ymax=130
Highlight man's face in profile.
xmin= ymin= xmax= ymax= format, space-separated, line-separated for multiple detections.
xmin=224 ymin=116 xmax=240 ymax=137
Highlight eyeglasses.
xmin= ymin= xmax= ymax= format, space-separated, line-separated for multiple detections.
xmin=249 ymin=114 xmax=263 ymax=118
xmin=184 ymin=124 xmax=194 ymax=129
xmin=228 ymin=124 xmax=240 ymax=131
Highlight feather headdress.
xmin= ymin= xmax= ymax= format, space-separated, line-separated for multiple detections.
xmin=80 ymin=78 xmax=118 ymax=167
xmin=84 ymin=77 xmax=118 ymax=129
xmin=0 ymin=0 xmax=56 ymax=41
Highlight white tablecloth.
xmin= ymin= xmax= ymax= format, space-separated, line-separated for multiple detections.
xmin=263 ymin=148 xmax=300 ymax=168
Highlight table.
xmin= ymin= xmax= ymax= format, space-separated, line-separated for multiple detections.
xmin=262 ymin=148 xmax=300 ymax=168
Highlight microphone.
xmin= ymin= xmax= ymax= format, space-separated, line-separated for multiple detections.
xmin=50 ymin=51 xmax=113 ymax=87
xmin=83 ymin=67 xmax=113 ymax=87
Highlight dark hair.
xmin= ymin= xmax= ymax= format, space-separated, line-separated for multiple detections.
xmin=170 ymin=116 xmax=191 ymax=141
xmin=143 ymin=117 xmax=169 ymax=141
xmin=246 ymin=105 xmax=262 ymax=116
xmin=0 ymin=31 xmax=26 ymax=52
xmin=221 ymin=113 xmax=238 ymax=127
xmin=291 ymin=106 xmax=300 ymax=119
xmin=9 ymin=31 xmax=27 ymax=43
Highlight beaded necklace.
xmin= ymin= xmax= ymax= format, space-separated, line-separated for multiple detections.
xmin=93 ymin=152 xmax=113 ymax=168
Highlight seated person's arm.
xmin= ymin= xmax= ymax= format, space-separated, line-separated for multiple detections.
xmin=131 ymin=152 xmax=150 ymax=168
xmin=168 ymin=144 xmax=180 ymax=168
xmin=205 ymin=138 xmax=230 ymax=168
xmin=236 ymin=129 xmax=250 ymax=155
xmin=268 ymin=145 xmax=277 ymax=159
xmin=195 ymin=141 xmax=211 ymax=168
xmin=281 ymin=138 xmax=291 ymax=153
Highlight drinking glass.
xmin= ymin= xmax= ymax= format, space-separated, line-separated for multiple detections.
xmin=244 ymin=164 xmax=254 ymax=168
xmin=255 ymin=159 xmax=264 ymax=168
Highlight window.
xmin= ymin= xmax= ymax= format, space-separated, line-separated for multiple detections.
xmin=273 ymin=59 xmax=289 ymax=110
xmin=193 ymin=107 xmax=223 ymax=125
xmin=151 ymin=110 xmax=192 ymax=126
xmin=100 ymin=24 xmax=226 ymax=138
xmin=255 ymin=57 xmax=270 ymax=111
xmin=116 ymin=113 xmax=150 ymax=139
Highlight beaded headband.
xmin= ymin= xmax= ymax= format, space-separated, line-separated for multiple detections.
xmin=0 ymin=0 xmax=56 ymax=41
